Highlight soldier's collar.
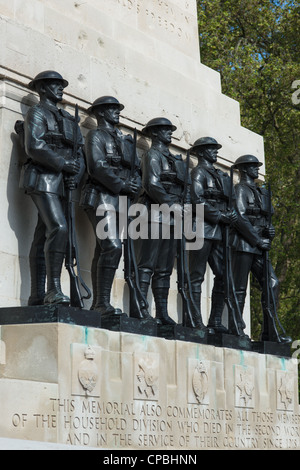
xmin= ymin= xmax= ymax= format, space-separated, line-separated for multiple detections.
xmin=39 ymin=101 xmax=62 ymax=114
xmin=240 ymin=177 xmax=257 ymax=189
xmin=152 ymin=141 xmax=171 ymax=156
xmin=197 ymin=159 xmax=216 ymax=171
xmin=98 ymin=123 xmax=120 ymax=136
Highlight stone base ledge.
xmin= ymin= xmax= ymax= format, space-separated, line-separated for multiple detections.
xmin=0 ymin=313 xmax=299 ymax=450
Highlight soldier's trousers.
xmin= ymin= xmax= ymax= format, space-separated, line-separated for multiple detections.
xmin=189 ymin=238 xmax=224 ymax=295
xmin=27 ymin=192 xmax=69 ymax=303
xmin=30 ymin=192 xmax=68 ymax=255
xmin=232 ymin=251 xmax=279 ymax=304
xmin=134 ymin=224 xmax=177 ymax=289
xmin=86 ymin=207 xmax=122 ymax=269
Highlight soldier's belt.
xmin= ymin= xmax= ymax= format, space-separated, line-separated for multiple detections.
xmin=204 ymin=189 xmax=227 ymax=200
xmin=112 ymin=167 xmax=130 ymax=180
xmin=205 ymin=199 xmax=227 ymax=210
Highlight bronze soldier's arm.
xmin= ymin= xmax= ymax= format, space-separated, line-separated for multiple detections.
xmin=234 ymin=184 xmax=263 ymax=247
xmin=191 ymin=170 xmax=223 ymax=224
xmin=84 ymin=130 xmax=125 ymax=195
xmin=142 ymin=149 xmax=174 ymax=205
xmin=24 ymin=106 xmax=66 ymax=172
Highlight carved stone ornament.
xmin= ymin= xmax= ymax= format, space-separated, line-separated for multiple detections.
xmin=136 ymin=357 xmax=159 ymax=400
xmin=192 ymin=361 xmax=209 ymax=404
xmin=78 ymin=345 xmax=99 ymax=395
xmin=235 ymin=366 xmax=255 ymax=408
xmin=277 ymin=371 xmax=294 ymax=411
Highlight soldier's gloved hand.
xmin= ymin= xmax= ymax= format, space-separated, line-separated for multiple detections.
xmin=120 ymin=180 xmax=139 ymax=196
xmin=257 ymin=238 xmax=271 ymax=251
xmin=63 ymin=160 xmax=80 ymax=175
xmin=220 ymin=209 xmax=238 ymax=225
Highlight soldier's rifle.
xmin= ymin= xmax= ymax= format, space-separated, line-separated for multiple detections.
xmin=65 ymin=104 xmax=91 ymax=308
xmin=177 ymin=150 xmax=198 ymax=328
xmin=223 ymin=166 xmax=245 ymax=336
xmin=123 ymin=129 xmax=149 ymax=318
xmin=261 ymin=183 xmax=286 ymax=342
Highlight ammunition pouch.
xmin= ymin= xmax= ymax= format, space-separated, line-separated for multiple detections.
xmin=203 ymin=189 xmax=228 ymax=210
xmin=204 ymin=189 xmax=227 ymax=200
xmin=106 ymin=152 xmax=122 ymax=167
xmin=247 ymin=215 xmax=268 ymax=227
xmin=80 ymin=183 xmax=100 ymax=210
xmin=246 ymin=205 xmax=268 ymax=218
xmin=161 ymin=170 xmax=177 ymax=183
xmin=19 ymin=161 xmax=41 ymax=194
xmin=44 ymin=132 xmax=64 ymax=147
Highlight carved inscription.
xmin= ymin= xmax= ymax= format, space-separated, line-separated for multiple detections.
xmin=10 ymin=398 xmax=300 ymax=450
xmin=115 ymin=0 xmax=194 ymax=44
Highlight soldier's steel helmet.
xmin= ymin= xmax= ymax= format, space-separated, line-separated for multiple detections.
xmin=28 ymin=71 xmax=69 ymax=90
xmin=233 ymin=154 xmax=263 ymax=168
xmin=190 ymin=137 xmax=222 ymax=152
xmin=142 ymin=117 xmax=177 ymax=134
xmin=87 ymin=96 xmax=124 ymax=115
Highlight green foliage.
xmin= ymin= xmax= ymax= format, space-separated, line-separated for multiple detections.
xmin=197 ymin=0 xmax=300 ymax=341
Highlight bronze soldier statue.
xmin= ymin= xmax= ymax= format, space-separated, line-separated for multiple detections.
xmin=81 ymin=96 xmax=141 ymax=317
xmin=19 ymin=71 xmax=85 ymax=306
xmin=134 ymin=117 xmax=191 ymax=326
xmin=231 ymin=154 xmax=291 ymax=343
xmin=188 ymin=137 xmax=238 ymax=333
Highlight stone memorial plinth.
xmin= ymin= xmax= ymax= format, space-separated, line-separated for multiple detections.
xmin=0 ymin=314 xmax=299 ymax=450
xmin=0 ymin=0 xmax=298 ymax=451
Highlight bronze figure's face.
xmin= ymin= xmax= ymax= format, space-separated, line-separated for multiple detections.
xmin=101 ymin=104 xmax=121 ymax=125
xmin=243 ymin=163 xmax=260 ymax=180
xmin=198 ymin=145 xmax=218 ymax=164
xmin=155 ymin=126 xmax=173 ymax=144
xmin=41 ymin=79 xmax=64 ymax=103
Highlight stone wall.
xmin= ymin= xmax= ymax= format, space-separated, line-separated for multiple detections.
xmin=0 ymin=0 xmax=265 ymax=327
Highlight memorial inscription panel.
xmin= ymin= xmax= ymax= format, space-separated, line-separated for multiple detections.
xmin=0 ymin=326 xmax=298 ymax=450
xmin=8 ymin=395 xmax=300 ymax=449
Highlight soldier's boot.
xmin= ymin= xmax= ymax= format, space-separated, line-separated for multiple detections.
xmin=28 ymin=256 xmax=46 ymax=306
xmin=44 ymin=252 xmax=70 ymax=305
xmin=207 ymin=291 xmax=228 ymax=334
xmin=89 ymin=254 xmax=98 ymax=311
xmin=129 ymin=279 xmax=154 ymax=321
xmin=190 ymin=291 xmax=212 ymax=332
xmin=235 ymin=291 xmax=247 ymax=333
xmin=260 ymin=294 xmax=291 ymax=344
xmin=94 ymin=267 xmax=123 ymax=317
xmin=153 ymin=287 xmax=176 ymax=326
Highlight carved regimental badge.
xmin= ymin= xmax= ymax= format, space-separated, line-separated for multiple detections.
xmin=187 ymin=359 xmax=210 ymax=405
xmin=78 ymin=345 xmax=99 ymax=396
xmin=277 ymin=371 xmax=294 ymax=411
xmin=134 ymin=354 xmax=159 ymax=401
xmin=235 ymin=365 xmax=255 ymax=408
xmin=192 ymin=361 xmax=209 ymax=404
